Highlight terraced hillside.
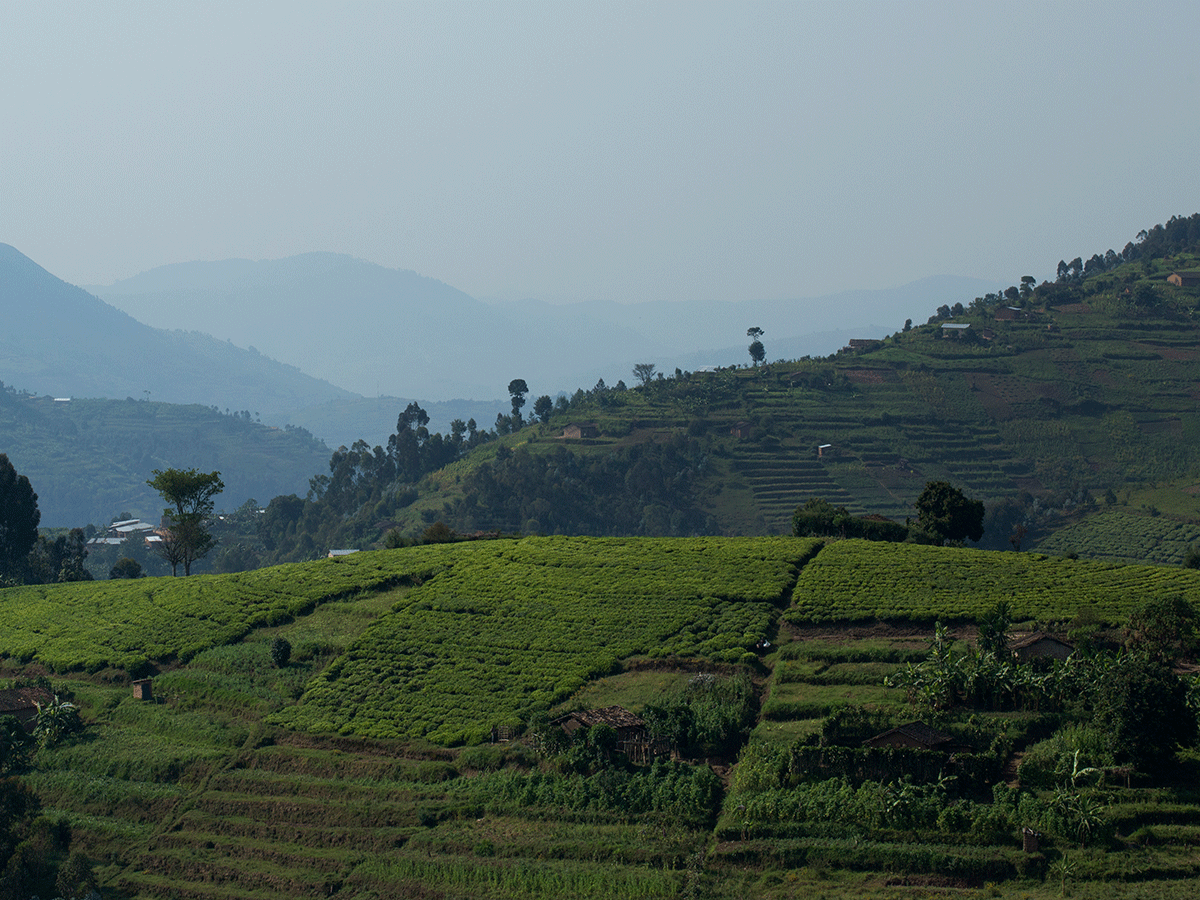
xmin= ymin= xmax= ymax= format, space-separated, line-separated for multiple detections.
xmin=387 ymin=278 xmax=1200 ymax=560
xmin=9 ymin=538 xmax=1200 ymax=899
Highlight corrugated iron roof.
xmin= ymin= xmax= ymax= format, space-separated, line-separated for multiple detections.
xmin=553 ymin=705 xmax=645 ymax=729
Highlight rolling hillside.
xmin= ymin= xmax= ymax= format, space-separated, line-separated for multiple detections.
xmin=0 ymin=389 xmax=330 ymax=527
xmin=343 ymin=216 xmax=1200 ymax=564
xmin=6 ymin=538 xmax=1200 ymax=898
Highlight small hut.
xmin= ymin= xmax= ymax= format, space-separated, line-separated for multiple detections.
xmin=562 ymin=423 xmax=600 ymax=440
xmin=551 ymin=706 xmax=669 ymax=763
xmin=863 ymin=722 xmax=954 ymax=751
xmin=1009 ymin=632 xmax=1074 ymax=663
xmin=0 ymin=686 xmax=53 ymax=733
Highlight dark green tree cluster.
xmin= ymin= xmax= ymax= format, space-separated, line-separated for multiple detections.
xmin=889 ymin=599 xmax=1200 ymax=778
xmin=914 ymin=481 xmax=985 ymax=545
xmin=0 ymin=454 xmax=39 ymax=584
xmin=643 ymin=673 xmax=758 ymax=759
xmin=0 ymin=456 xmax=93 ymax=586
xmin=24 ymin=528 xmax=92 ymax=584
xmin=452 ymin=437 xmax=714 ymax=537
xmin=231 ymin=401 xmax=499 ymax=564
xmin=791 ymin=498 xmax=909 ymax=542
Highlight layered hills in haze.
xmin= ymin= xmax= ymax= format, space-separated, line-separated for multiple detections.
xmin=88 ymin=253 xmax=1003 ymax=401
xmin=0 ymin=243 xmax=353 ymax=418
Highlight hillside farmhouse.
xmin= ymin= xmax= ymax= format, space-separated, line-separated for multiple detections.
xmin=561 ymin=423 xmax=600 ymax=440
xmin=552 ymin=705 xmax=647 ymax=745
xmin=1009 ymin=632 xmax=1074 ymax=663
xmin=1168 ymin=271 xmax=1200 ymax=288
xmin=550 ymin=705 xmax=668 ymax=762
xmin=88 ymin=518 xmax=161 ymax=548
xmin=863 ymin=722 xmax=954 ymax=751
xmin=0 ymin=685 xmax=53 ymax=733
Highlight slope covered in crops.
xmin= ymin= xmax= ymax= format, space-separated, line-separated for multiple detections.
xmin=0 ymin=547 xmax=460 ymax=671
xmin=784 ymin=539 xmax=1200 ymax=625
xmin=274 ymin=536 xmax=819 ymax=744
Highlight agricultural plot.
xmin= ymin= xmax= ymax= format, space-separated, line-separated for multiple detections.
xmin=754 ymin=634 xmax=924 ymax=740
xmin=784 ymin=539 xmax=1200 ymax=626
xmin=1036 ymin=509 xmax=1200 ymax=565
xmin=276 ymin=536 xmax=820 ymax=744
xmin=13 ymin=533 xmax=1200 ymax=898
xmin=34 ymin=675 xmax=712 ymax=900
xmin=729 ymin=449 xmax=864 ymax=532
xmin=0 ymin=546 xmax=461 ymax=672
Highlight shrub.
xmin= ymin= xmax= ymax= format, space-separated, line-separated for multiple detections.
xmin=1019 ymin=724 xmax=1114 ymax=788
xmin=269 ymin=637 xmax=291 ymax=668
xmin=108 ymin=557 xmax=143 ymax=579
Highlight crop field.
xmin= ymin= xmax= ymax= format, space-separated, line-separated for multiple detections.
xmin=1035 ymin=509 xmax=1200 ymax=565
xmin=10 ymin=536 xmax=1200 ymax=898
xmin=274 ymin=536 xmax=820 ymax=744
xmin=783 ymin=539 xmax=1200 ymax=625
xmin=0 ymin=547 xmax=461 ymax=671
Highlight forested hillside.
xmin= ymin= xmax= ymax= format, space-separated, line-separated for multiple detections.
xmin=244 ymin=215 xmax=1200 ymax=567
xmin=0 ymin=387 xmax=329 ymax=526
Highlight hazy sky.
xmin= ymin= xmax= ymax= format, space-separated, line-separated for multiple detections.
xmin=4 ymin=1 xmax=1199 ymax=305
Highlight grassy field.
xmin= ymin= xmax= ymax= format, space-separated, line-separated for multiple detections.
xmin=7 ymin=537 xmax=1200 ymax=898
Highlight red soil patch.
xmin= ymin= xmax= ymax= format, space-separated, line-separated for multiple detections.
xmin=845 ymin=369 xmax=894 ymax=385
xmin=968 ymin=373 xmax=1013 ymax=418
xmin=1142 ymin=344 xmax=1198 ymax=361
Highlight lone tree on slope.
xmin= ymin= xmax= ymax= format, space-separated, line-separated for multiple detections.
xmin=507 ymin=379 xmax=529 ymax=425
xmin=747 ymin=327 xmax=765 ymax=365
xmin=147 ymin=467 xmax=224 ymax=575
xmin=632 ymin=363 xmax=657 ymax=386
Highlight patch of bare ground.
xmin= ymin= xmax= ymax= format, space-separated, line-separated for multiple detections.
xmin=1140 ymin=417 xmax=1183 ymax=437
xmin=1012 ymin=475 xmax=1046 ymax=494
xmin=883 ymin=874 xmax=971 ymax=889
xmin=778 ymin=620 xmax=954 ymax=646
xmin=968 ymin=373 xmax=1014 ymax=419
xmin=845 ymin=368 xmax=895 ymax=385
xmin=1162 ymin=346 xmax=1198 ymax=361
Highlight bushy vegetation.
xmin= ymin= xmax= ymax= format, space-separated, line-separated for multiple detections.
xmin=8 ymin=216 xmax=1200 ymax=896
xmin=4 ymin=530 xmax=1200 ymax=896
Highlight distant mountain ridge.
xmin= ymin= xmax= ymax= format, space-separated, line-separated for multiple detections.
xmin=92 ymin=254 xmax=1003 ymax=400
xmin=1 ymin=243 xmax=354 ymax=417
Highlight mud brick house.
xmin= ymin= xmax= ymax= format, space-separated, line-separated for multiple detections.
xmin=551 ymin=705 xmax=669 ymax=762
xmin=562 ymin=423 xmax=600 ymax=440
xmin=0 ymin=686 xmax=53 ymax=733
xmin=1009 ymin=632 xmax=1074 ymax=663
xmin=863 ymin=722 xmax=954 ymax=751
